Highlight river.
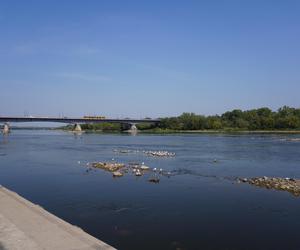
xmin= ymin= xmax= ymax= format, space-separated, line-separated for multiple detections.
xmin=1 ymin=130 xmax=300 ymax=250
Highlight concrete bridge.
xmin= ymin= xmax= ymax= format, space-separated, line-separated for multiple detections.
xmin=0 ymin=116 xmax=160 ymax=133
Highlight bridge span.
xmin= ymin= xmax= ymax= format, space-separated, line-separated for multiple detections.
xmin=0 ymin=117 xmax=161 ymax=133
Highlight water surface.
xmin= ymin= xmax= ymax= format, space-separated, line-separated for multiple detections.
xmin=1 ymin=130 xmax=300 ymax=250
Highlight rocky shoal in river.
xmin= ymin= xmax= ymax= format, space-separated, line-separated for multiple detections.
xmin=91 ymin=162 xmax=125 ymax=172
xmin=239 ymin=177 xmax=300 ymax=196
xmin=113 ymin=149 xmax=176 ymax=157
xmin=88 ymin=163 xmax=300 ymax=194
xmin=88 ymin=162 xmax=168 ymax=183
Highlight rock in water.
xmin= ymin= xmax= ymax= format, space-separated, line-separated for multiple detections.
xmin=113 ymin=171 xmax=123 ymax=177
xmin=148 ymin=177 xmax=160 ymax=183
xmin=135 ymin=170 xmax=142 ymax=176
xmin=238 ymin=177 xmax=300 ymax=196
xmin=91 ymin=162 xmax=125 ymax=172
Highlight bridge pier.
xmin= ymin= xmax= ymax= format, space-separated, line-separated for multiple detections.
xmin=128 ymin=123 xmax=138 ymax=134
xmin=73 ymin=123 xmax=82 ymax=132
xmin=2 ymin=123 xmax=10 ymax=134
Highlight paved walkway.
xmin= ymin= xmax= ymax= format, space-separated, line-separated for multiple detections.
xmin=0 ymin=186 xmax=116 ymax=250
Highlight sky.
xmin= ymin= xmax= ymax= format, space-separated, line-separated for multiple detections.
xmin=0 ymin=0 xmax=299 ymax=118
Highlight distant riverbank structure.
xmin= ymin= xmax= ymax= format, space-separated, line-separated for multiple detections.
xmin=0 ymin=116 xmax=161 ymax=134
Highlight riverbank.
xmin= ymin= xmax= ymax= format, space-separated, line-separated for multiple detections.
xmin=58 ymin=126 xmax=300 ymax=134
xmin=0 ymin=185 xmax=115 ymax=250
xmin=140 ymin=128 xmax=300 ymax=134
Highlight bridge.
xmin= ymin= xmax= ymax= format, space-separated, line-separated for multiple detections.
xmin=0 ymin=116 xmax=161 ymax=133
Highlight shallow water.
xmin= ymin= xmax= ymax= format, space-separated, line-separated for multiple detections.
xmin=1 ymin=130 xmax=300 ymax=250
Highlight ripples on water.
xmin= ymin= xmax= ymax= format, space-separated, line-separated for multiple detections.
xmin=1 ymin=130 xmax=300 ymax=250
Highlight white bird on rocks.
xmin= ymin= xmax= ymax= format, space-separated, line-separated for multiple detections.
xmin=135 ymin=170 xmax=142 ymax=176
xmin=153 ymin=168 xmax=157 ymax=172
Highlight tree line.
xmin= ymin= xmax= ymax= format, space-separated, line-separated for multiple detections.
xmin=157 ymin=106 xmax=300 ymax=131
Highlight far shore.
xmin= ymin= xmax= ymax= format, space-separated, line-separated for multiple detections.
xmin=140 ymin=129 xmax=300 ymax=134
xmin=7 ymin=126 xmax=300 ymax=134
xmin=57 ymin=127 xmax=300 ymax=134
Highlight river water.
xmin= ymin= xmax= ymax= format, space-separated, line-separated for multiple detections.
xmin=1 ymin=130 xmax=300 ymax=250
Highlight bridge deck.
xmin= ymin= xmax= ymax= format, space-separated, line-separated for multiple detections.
xmin=0 ymin=117 xmax=160 ymax=124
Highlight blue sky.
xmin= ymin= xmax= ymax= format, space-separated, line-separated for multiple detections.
xmin=0 ymin=0 xmax=299 ymax=118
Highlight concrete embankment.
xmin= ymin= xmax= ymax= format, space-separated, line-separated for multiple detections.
xmin=0 ymin=185 xmax=116 ymax=250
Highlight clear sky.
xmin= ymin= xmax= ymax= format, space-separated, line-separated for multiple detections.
xmin=0 ymin=0 xmax=299 ymax=118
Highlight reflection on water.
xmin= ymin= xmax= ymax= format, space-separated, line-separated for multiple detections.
xmin=1 ymin=131 xmax=300 ymax=250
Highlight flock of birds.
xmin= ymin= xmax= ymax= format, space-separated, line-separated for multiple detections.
xmin=113 ymin=149 xmax=176 ymax=157
xmin=79 ymin=148 xmax=219 ymax=183
xmin=80 ymin=157 xmax=172 ymax=183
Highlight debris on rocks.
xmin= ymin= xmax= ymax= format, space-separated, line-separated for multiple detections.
xmin=91 ymin=162 xmax=125 ymax=172
xmin=140 ymin=165 xmax=150 ymax=170
xmin=113 ymin=171 xmax=124 ymax=177
xmin=144 ymin=150 xmax=175 ymax=157
xmin=113 ymin=148 xmax=176 ymax=157
xmin=113 ymin=149 xmax=140 ymax=154
xmin=238 ymin=176 xmax=300 ymax=196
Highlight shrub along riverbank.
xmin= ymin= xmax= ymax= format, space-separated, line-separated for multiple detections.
xmin=158 ymin=106 xmax=300 ymax=131
xmin=61 ymin=106 xmax=300 ymax=133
